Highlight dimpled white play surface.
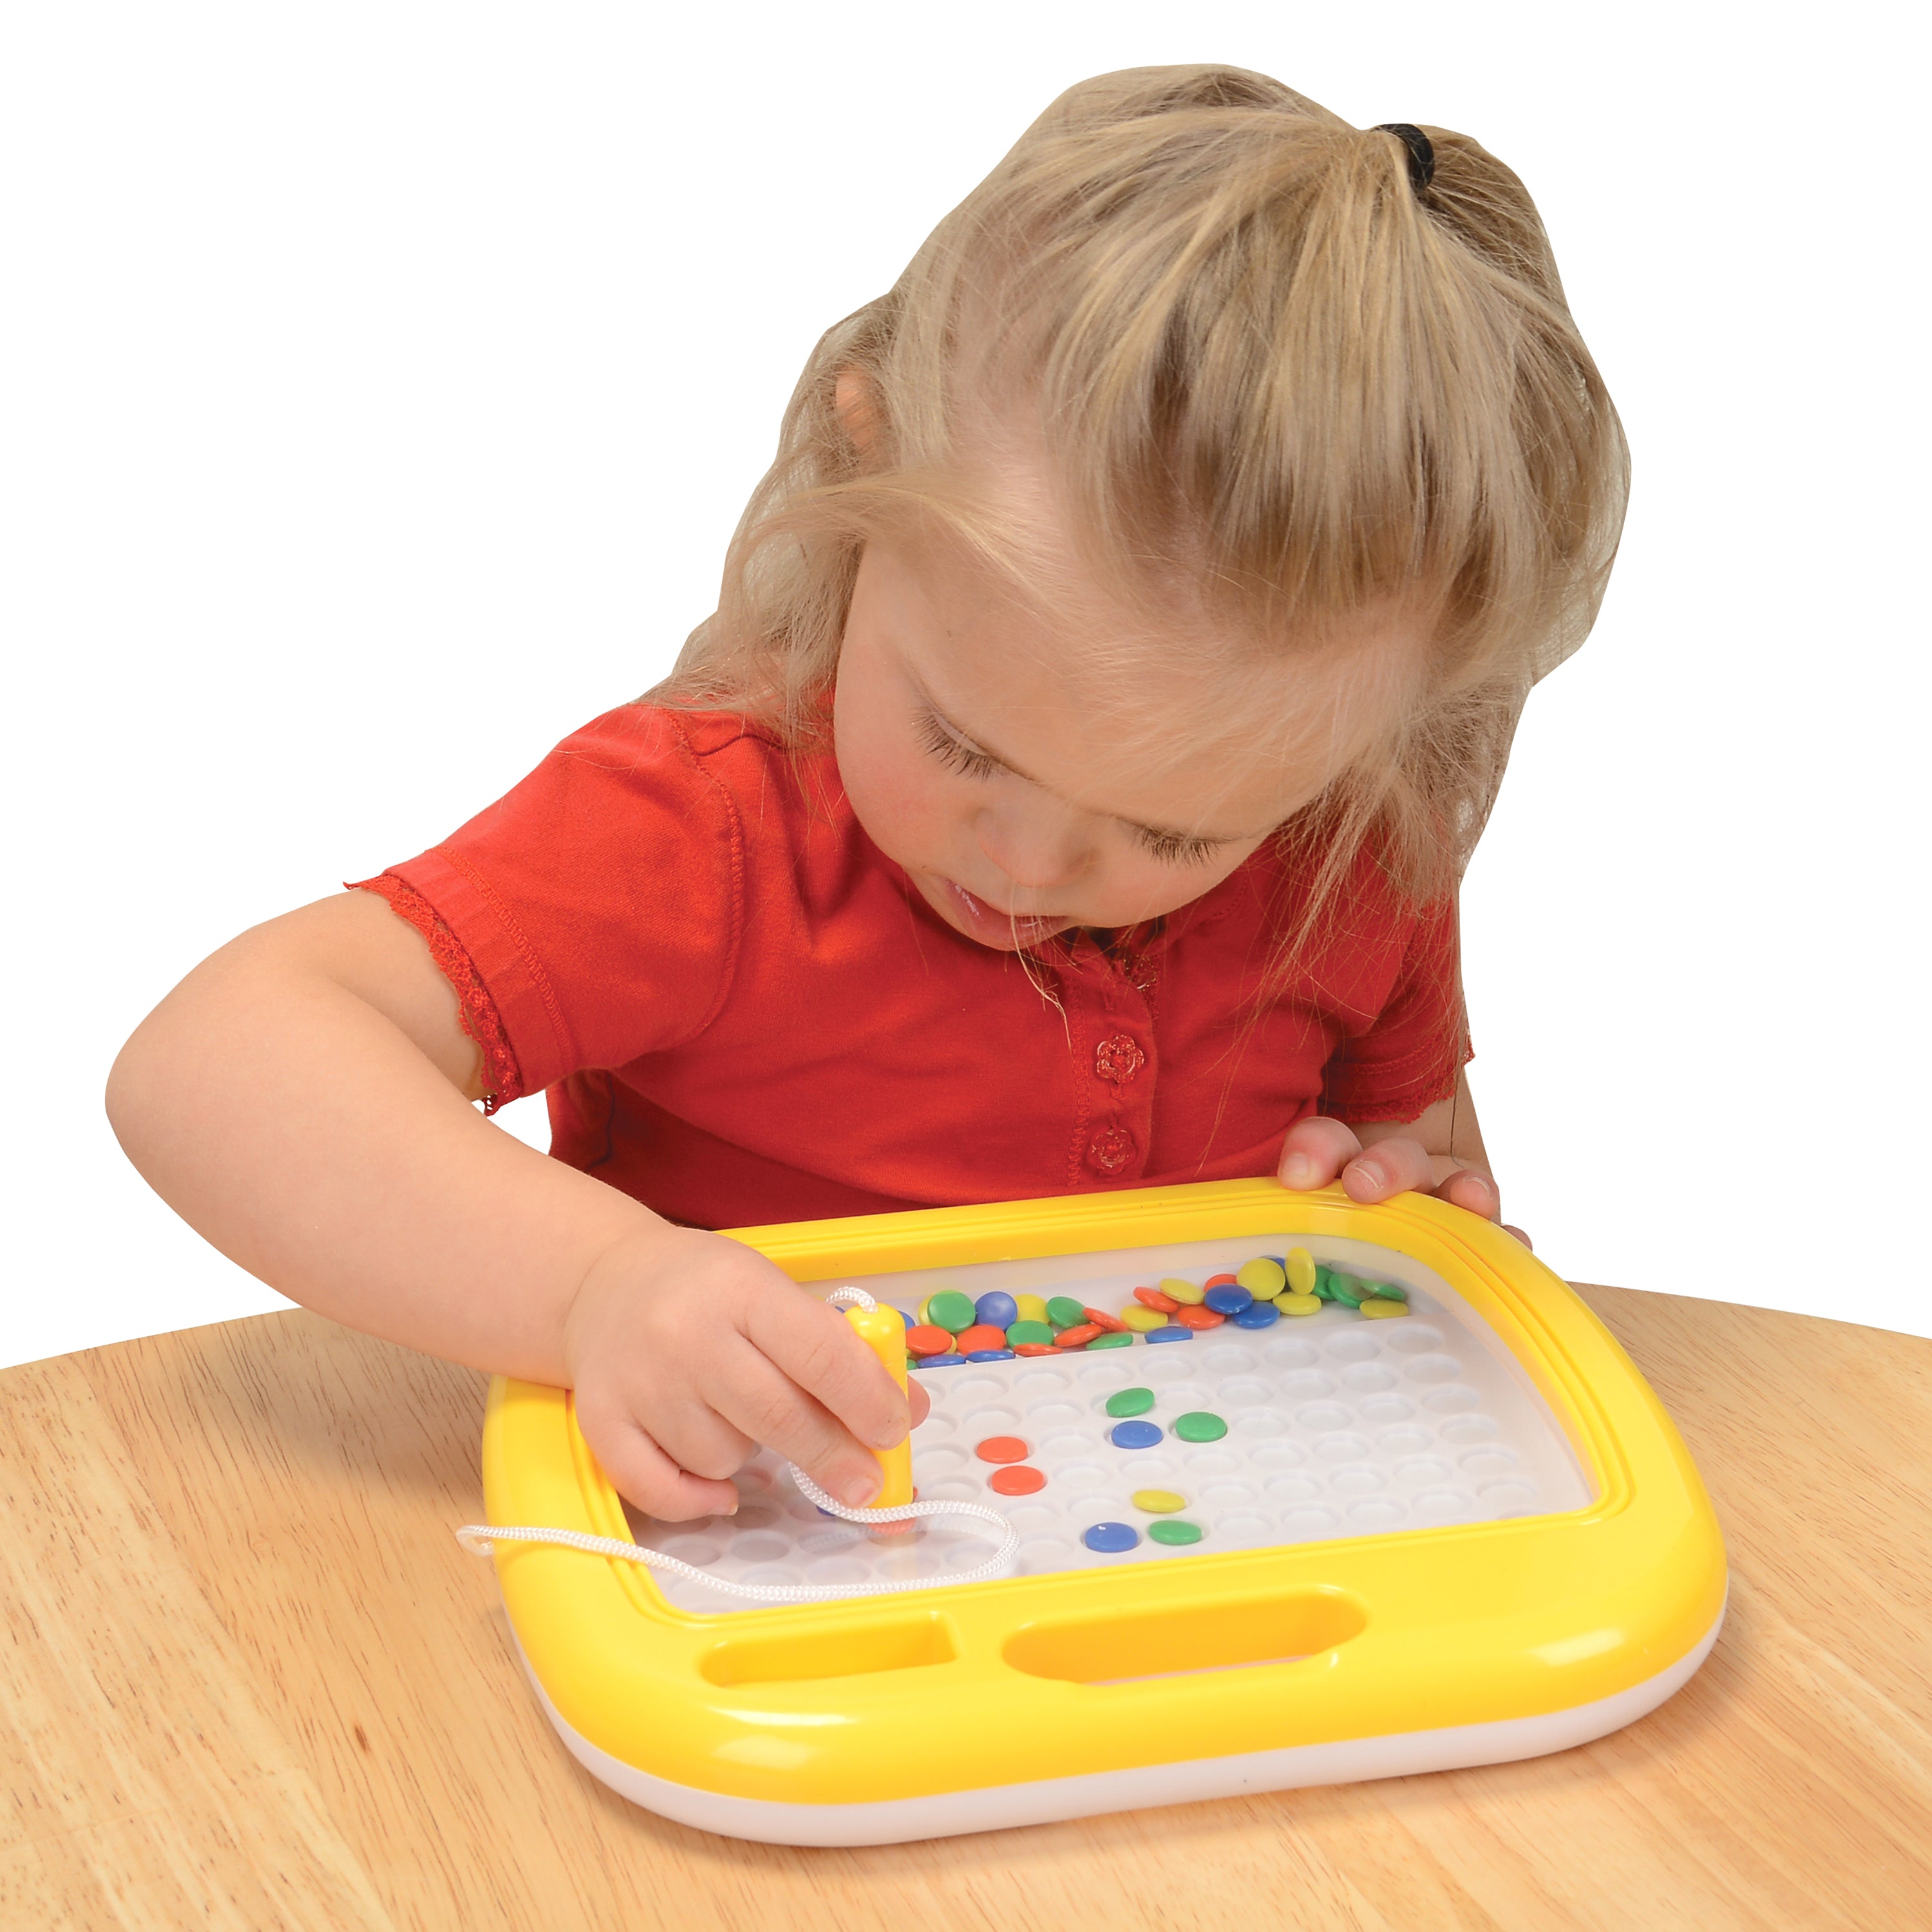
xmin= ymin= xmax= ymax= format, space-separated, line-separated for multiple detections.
xmin=621 ymin=1234 xmax=1595 ymax=1614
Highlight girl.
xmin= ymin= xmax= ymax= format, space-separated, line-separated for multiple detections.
xmin=108 ymin=66 xmax=1625 ymax=1529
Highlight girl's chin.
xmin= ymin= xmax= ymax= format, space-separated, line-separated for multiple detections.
xmin=920 ymin=875 xmax=1076 ymax=951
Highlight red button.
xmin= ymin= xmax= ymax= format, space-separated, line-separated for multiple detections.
xmin=975 ymin=1435 xmax=1030 ymax=1463
xmin=988 ymin=1464 xmax=1046 ymax=1495
xmin=1086 ymin=1126 xmax=1135 ymax=1174
xmin=1095 ymin=1034 xmax=1146 ymax=1084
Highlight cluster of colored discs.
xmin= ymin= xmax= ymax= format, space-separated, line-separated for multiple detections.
xmin=900 ymin=1249 xmax=1408 ymax=1370
xmin=965 ymin=1395 xmax=1211 ymax=1551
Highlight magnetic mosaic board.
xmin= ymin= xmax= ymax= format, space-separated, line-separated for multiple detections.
xmin=477 ymin=1182 xmax=1726 ymax=1846
xmin=621 ymin=1233 xmax=1593 ymax=1613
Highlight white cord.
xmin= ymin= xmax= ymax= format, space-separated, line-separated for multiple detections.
xmin=454 ymin=1285 xmax=1022 ymax=1602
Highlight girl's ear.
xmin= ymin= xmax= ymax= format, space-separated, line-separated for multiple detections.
xmin=834 ymin=368 xmax=883 ymax=459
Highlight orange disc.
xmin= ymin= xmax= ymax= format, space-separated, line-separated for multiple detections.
xmin=1173 ymin=1305 xmax=1226 ymax=1329
xmin=974 ymin=1435 xmax=1030 ymax=1463
xmin=954 ymin=1324 xmax=1010 ymax=1354
xmin=988 ymin=1464 xmax=1046 ymax=1495
xmin=1053 ymin=1323 xmax=1103 ymax=1349
xmin=1081 ymin=1306 xmax=1129 ymax=1333
xmin=904 ymin=1324 xmax=954 ymax=1356
xmin=1133 ymin=1286 xmax=1179 ymax=1312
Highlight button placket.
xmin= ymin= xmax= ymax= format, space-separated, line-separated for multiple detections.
xmin=1063 ymin=936 xmax=1157 ymax=1183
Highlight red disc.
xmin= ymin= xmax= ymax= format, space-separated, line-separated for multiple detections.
xmin=955 ymin=1324 xmax=1010 ymax=1354
xmin=1081 ymin=1306 xmax=1128 ymax=1333
xmin=1012 ymin=1342 xmax=1058 ymax=1356
xmin=974 ymin=1435 xmax=1029 ymax=1463
xmin=1173 ymin=1305 xmax=1226 ymax=1329
xmin=1204 ymin=1273 xmax=1238 ymax=1288
xmin=1133 ymin=1285 xmax=1179 ymax=1312
xmin=988 ymin=1464 xmax=1046 ymax=1495
xmin=905 ymin=1324 xmax=954 ymax=1357
xmin=1053 ymin=1323 xmax=1103 ymax=1349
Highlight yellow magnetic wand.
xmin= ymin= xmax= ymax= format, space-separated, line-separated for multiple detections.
xmin=832 ymin=1286 xmax=913 ymax=1513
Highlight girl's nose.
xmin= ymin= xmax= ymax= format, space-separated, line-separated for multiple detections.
xmin=974 ymin=803 xmax=1090 ymax=895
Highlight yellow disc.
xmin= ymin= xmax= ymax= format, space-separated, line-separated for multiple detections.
xmin=1160 ymin=1276 xmax=1206 ymax=1305
xmin=1236 ymin=1257 xmax=1287 ymax=1299
xmin=1360 ymin=1297 xmax=1409 ymax=1318
xmin=1120 ymin=1305 xmax=1168 ymax=1332
xmin=1013 ymin=1293 xmax=1050 ymax=1325
xmin=1285 ymin=1247 xmax=1317 ymax=1296
xmin=1276 ymin=1292 xmax=1321 ymax=1318
xmin=1132 ymin=1489 xmax=1187 ymax=1513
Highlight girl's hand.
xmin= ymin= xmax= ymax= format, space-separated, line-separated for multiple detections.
xmin=1276 ymin=1075 xmax=1531 ymax=1247
xmin=562 ymin=1224 xmax=930 ymax=1522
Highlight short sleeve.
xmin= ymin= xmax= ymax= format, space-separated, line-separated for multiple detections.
xmin=357 ymin=707 xmax=745 ymax=1098
xmin=1319 ymin=892 xmax=1471 ymax=1123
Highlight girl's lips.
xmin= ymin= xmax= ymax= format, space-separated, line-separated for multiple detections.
xmin=941 ymin=879 xmax=1074 ymax=950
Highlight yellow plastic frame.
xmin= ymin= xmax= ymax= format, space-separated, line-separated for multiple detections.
xmin=481 ymin=1179 xmax=1725 ymax=1808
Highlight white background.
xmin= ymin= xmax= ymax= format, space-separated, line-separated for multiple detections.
xmin=4 ymin=1 xmax=1926 ymax=1369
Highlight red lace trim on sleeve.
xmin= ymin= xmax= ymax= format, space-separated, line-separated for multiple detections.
xmin=348 ymin=873 xmax=526 ymax=1114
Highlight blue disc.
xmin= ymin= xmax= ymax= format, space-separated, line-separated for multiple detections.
xmin=1109 ymin=1419 xmax=1164 ymax=1449
xmin=1144 ymin=1325 xmax=1193 ymax=1343
xmin=1083 ymin=1521 xmax=1140 ymax=1553
xmin=1232 ymin=1301 xmax=1280 ymax=1329
xmin=974 ymin=1291 xmax=1019 ymax=1329
xmin=1203 ymin=1283 xmax=1254 ymax=1315
xmin=911 ymin=1352 xmax=965 ymax=1368
xmin=965 ymin=1347 xmax=1016 ymax=1361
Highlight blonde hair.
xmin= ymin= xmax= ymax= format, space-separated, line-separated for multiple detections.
xmin=657 ymin=64 xmax=1627 ymax=909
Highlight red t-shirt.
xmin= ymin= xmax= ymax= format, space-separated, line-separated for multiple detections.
xmin=355 ymin=705 xmax=1467 ymax=1229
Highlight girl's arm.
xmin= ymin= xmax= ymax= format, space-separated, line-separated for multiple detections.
xmin=106 ymin=891 xmax=914 ymax=1517
xmin=1275 ymin=1068 xmax=1530 ymax=1244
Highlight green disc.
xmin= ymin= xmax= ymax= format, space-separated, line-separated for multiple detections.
xmin=1087 ymin=1331 xmax=1135 ymax=1350
xmin=1312 ymin=1267 xmax=1338 ymax=1300
xmin=1149 ymin=1519 xmax=1204 ymax=1546
xmin=1173 ymin=1411 xmax=1227 ymax=1443
xmin=924 ymin=1289 xmax=978 ymax=1334
xmin=1105 ymin=1387 xmax=1156 ymax=1417
xmin=1005 ymin=1320 xmax=1055 ymax=1347
xmin=1327 ymin=1274 xmax=1365 ymax=1308
xmin=1046 ymin=1295 xmax=1089 ymax=1329
xmin=1364 ymin=1281 xmax=1407 ymax=1301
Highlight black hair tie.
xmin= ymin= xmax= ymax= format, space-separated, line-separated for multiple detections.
xmin=1374 ymin=122 xmax=1435 ymax=193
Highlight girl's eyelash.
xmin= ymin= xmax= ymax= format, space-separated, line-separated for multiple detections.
xmin=916 ymin=705 xmax=1220 ymax=866
xmin=915 ymin=708 xmax=1002 ymax=779
xmin=1133 ymin=826 xmax=1224 ymax=867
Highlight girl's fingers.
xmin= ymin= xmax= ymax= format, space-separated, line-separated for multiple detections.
xmin=626 ymin=1394 xmax=759 ymax=1483
xmin=1341 ymin=1135 xmax=1437 ymax=1200
xmin=712 ymin=1342 xmax=887 ymax=1510
xmin=1278 ymin=1115 xmax=1363 ymax=1188
xmin=1434 ymin=1164 xmax=1501 ymax=1220
xmin=738 ymin=1273 xmax=911 ymax=1455
xmin=1502 ymin=1223 xmax=1533 ymax=1250
xmin=573 ymin=1396 xmax=741 ymax=1522
xmin=909 ymin=1379 xmax=931 ymax=1427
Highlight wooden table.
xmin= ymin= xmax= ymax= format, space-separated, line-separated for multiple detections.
xmin=3 ymin=1287 xmax=1927 ymax=1930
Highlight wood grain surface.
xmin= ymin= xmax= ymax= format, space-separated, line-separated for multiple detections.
xmin=3 ymin=1287 xmax=1927 ymax=1931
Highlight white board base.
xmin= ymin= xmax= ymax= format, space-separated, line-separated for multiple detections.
xmin=513 ymin=1602 xmax=1725 ymax=1846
